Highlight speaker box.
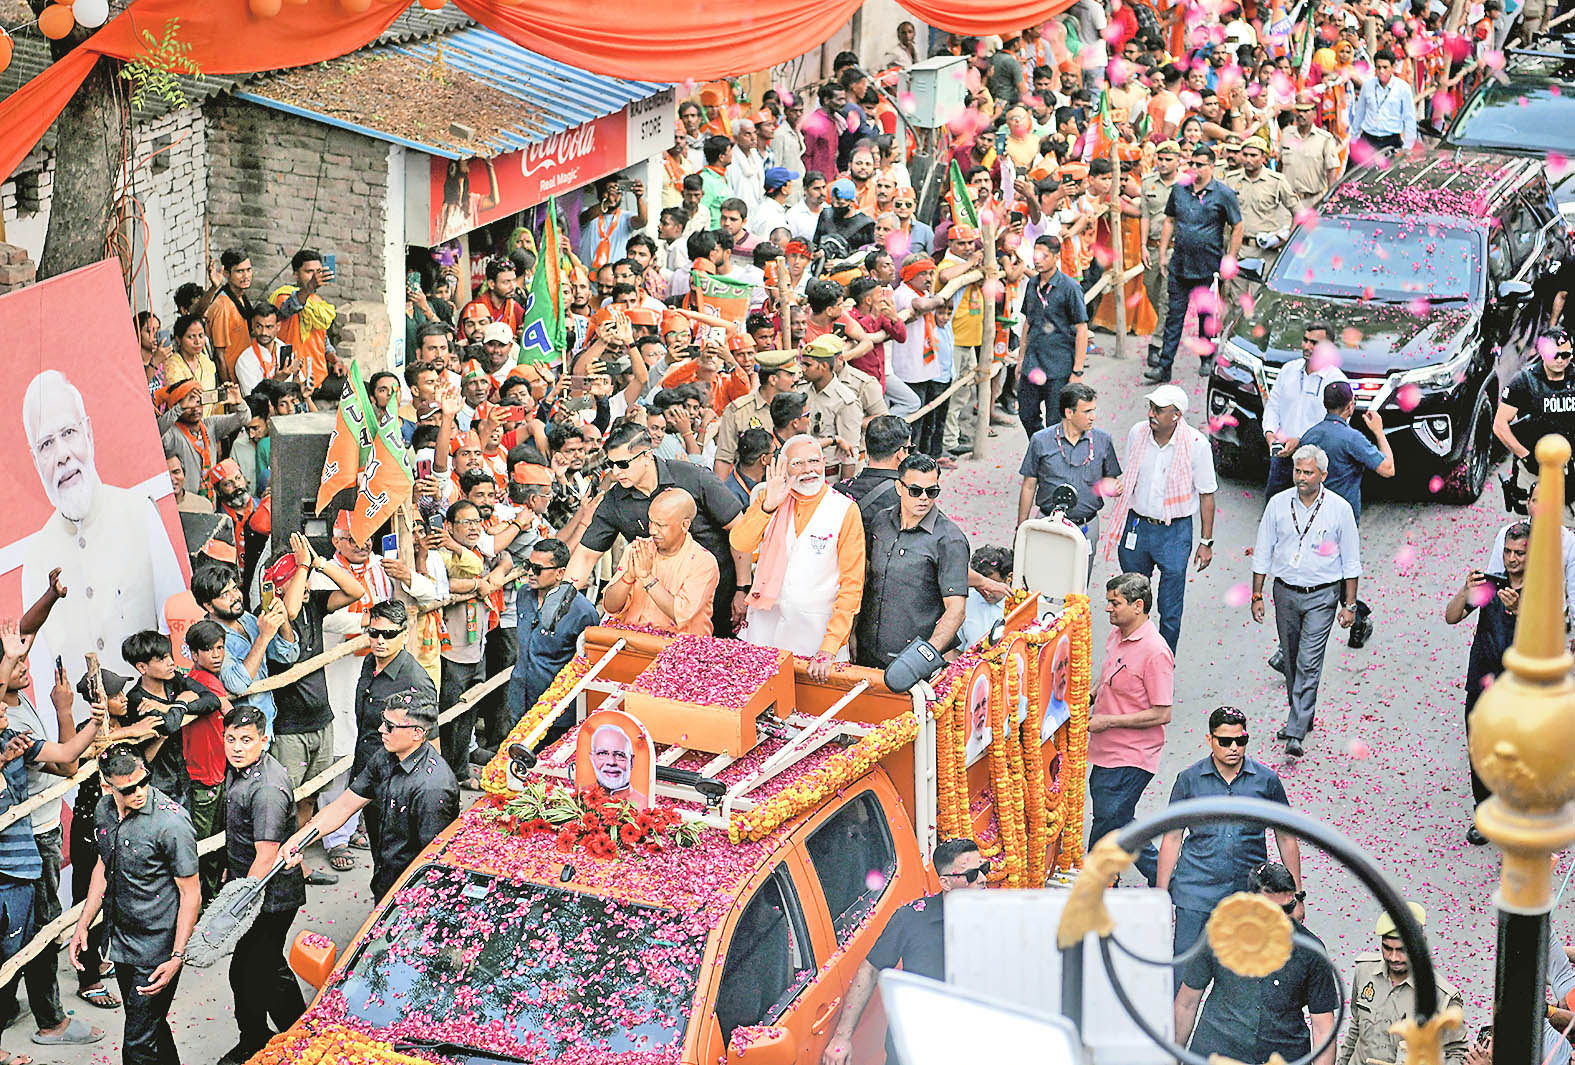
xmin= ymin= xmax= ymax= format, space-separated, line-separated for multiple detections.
xmin=268 ymin=410 xmax=352 ymax=559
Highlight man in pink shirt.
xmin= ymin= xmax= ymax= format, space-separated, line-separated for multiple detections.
xmin=1088 ymin=571 xmax=1175 ymax=883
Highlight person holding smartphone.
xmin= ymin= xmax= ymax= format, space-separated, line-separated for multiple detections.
xmin=1445 ymin=521 xmax=1529 ymax=845
xmin=270 ymin=249 xmax=337 ymax=390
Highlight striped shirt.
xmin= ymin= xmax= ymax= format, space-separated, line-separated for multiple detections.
xmin=0 ymin=729 xmax=44 ymax=880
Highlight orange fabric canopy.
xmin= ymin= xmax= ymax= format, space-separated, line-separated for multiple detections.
xmin=0 ymin=0 xmax=1078 ymax=186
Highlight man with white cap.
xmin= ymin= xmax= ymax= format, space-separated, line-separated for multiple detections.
xmin=730 ymin=434 xmax=866 ymax=681
xmin=480 ymin=321 xmax=518 ymax=393
xmin=1337 ymin=903 xmax=1467 ymax=1065
xmin=1104 ymin=384 xmax=1217 ymax=653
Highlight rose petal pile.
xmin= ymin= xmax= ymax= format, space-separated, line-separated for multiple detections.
xmin=628 ymin=635 xmax=784 ymax=709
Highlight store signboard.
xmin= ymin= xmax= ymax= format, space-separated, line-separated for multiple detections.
xmin=625 ymin=88 xmax=675 ymax=164
xmin=426 ymin=108 xmax=630 ymax=245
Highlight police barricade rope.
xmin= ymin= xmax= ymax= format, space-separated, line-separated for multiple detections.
xmin=0 ymin=575 xmax=522 ymax=987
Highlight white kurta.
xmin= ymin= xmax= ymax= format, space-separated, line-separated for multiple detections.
xmin=21 ymin=483 xmax=186 ymax=688
xmin=740 ymin=490 xmax=853 ymax=659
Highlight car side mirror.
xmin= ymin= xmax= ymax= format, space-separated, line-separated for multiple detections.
xmin=1236 ymin=257 xmax=1265 ymax=282
xmin=288 ymin=931 xmax=338 ymax=989
xmin=726 ymin=1025 xmax=797 ymax=1065
xmin=1497 ymin=279 xmax=1533 ymax=301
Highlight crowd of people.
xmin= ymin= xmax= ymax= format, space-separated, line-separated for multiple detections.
xmin=6 ymin=0 xmax=1575 ymax=1061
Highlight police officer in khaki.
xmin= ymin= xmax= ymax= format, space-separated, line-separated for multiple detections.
xmin=1217 ymin=137 xmax=1245 ymax=191
xmin=800 ymin=334 xmax=865 ymax=480
xmin=1236 ymin=134 xmax=1298 ymax=256
xmin=1337 ymin=903 xmax=1468 ymax=1065
xmin=1140 ymin=141 xmax=1182 ymax=368
xmin=1280 ymin=93 xmax=1343 ymax=210
xmin=836 ymin=351 xmax=887 ymax=427
xmin=713 ymin=348 xmax=800 ymax=481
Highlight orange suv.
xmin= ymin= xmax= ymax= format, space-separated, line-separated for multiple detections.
xmin=255 ymin=605 xmax=1089 ymax=1065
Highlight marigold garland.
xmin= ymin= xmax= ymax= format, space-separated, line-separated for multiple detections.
xmin=728 ymin=710 xmax=921 ymax=843
xmin=1020 ymin=650 xmax=1052 ymax=887
xmin=1058 ymin=595 xmax=1093 ymax=871
xmin=480 ymin=655 xmax=595 ymax=796
xmin=981 ymin=651 xmax=1024 ymax=886
xmin=250 ymin=1024 xmax=435 ymax=1065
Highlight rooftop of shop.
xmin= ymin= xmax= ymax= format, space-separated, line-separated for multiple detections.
xmin=237 ymin=24 xmax=671 ymax=159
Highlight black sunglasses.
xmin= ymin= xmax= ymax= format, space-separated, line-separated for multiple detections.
xmin=607 ymin=450 xmax=649 ymax=471
xmin=379 ymin=715 xmax=424 ymax=733
xmin=901 ymin=483 xmax=941 ymax=499
xmin=367 ymin=627 xmax=403 ymax=640
xmin=108 ymin=773 xmax=151 ymax=796
xmin=1211 ymin=733 xmax=1250 ymax=747
xmin=945 ymin=860 xmax=992 ymax=883
xmin=525 ymin=561 xmax=561 ymax=575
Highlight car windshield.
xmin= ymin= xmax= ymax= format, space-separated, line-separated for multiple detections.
xmin=1269 ymin=218 xmax=1480 ymax=301
xmin=1450 ymin=80 xmax=1575 ymax=153
xmin=334 ymin=864 xmax=705 ymax=1062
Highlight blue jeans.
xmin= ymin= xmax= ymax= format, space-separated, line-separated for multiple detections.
xmin=1172 ymin=905 xmax=1211 ymax=991
xmin=1018 ymin=371 xmax=1069 ymax=439
xmin=1116 ymin=514 xmax=1193 ymax=652
xmin=1088 ymin=765 xmax=1159 ymax=883
xmin=1157 ymin=273 xmax=1217 ymax=378
xmin=0 ymin=878 xmax=33 ymax=966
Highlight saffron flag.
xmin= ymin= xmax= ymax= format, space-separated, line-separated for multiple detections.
xmin=692 ymin=271 xmax=754 ymax=328
xmin=519 ymin=195 xmax=568 ymax=366
xmin=348 ymin=389 xmax=415 ymax=544
xmin=947 ymin=159 xmax=979 ymax=230
xmin=315 ymin=361 xmax=375 ymax=513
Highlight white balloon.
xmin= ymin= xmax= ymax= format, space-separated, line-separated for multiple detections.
xmin=72 ymin=0 xmax=109 ymax=29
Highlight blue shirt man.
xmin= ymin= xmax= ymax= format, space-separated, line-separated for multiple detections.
xmin=1297 ymin=382 xmax=1393 ymax=523
xmin=510 ymin=540 xmax=599 ymax=743
xmin=1018 ymin=235 xmax=1090 ymax=436
xmin=1348 ymin=51 xmax=1418 ymax=148
xmin=1157 ymin=707 xmax=1300 ymax=987
xmin=192 ymin=563 xmax=299 ymax=734
xmin=1164 ymin=161 xmax=1243 ymax=280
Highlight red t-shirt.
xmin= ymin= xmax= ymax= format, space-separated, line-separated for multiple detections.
xmin=184 ymin=668 xmax=229 ymax=787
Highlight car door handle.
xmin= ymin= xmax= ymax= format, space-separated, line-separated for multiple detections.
xmin=811 ymin=997 xmax=843 ymax=1035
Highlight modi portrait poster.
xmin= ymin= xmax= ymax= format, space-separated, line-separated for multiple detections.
xmin=0 ymin=261 xmax=189 ymax=704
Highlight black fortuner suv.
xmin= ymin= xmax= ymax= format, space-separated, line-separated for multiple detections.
xmin=1205 ymin=150 xmax=1565 ymax=503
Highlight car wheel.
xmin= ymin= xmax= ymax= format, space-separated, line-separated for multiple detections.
xmin=1434 ymin=386 xmax=1496 ymax=505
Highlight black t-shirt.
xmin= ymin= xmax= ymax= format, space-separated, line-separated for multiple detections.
xmin=269 ymin=588 xmax=333 ymax=735
xmin=223 ymin=754 xmax=306 ymax=912
xmin=582 ymin=458 xmax=743 ymax=579
xmin=866 ymin=892 xmax=945 ymax=980
xmin=1502 ymin=362 xmax=1575 ymax=456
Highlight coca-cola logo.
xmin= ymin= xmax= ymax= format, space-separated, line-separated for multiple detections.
xmin=520 ymin=122 xmax=598 ymax=178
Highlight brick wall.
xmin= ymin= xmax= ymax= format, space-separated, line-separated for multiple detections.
xmin=0 ymin=243 xmax=36 ymax=293
xmin=205 ymin=96 xmax=388 ymax=303
xmin=130 ymin=106 xmax=208 ymax=321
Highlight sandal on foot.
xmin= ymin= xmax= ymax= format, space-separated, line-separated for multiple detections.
xmin=326 ymin=845 xmax=356 ymax=871
xmin=32 ymin=1018 xmax=104 ymax=1045
xmin=76 ymin=986 xmax=120 ymax=1010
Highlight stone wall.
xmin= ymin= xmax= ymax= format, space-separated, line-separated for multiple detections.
xmin=128 ymin=106 xmax=208 ymax=320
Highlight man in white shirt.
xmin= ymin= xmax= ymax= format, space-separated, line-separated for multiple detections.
xmin=787 ymin=171 xmax=829 ymax=243
xmin=1249 ymin=445 xmax=1362 ymax=758
xmin=726 ymin=120 xmax=767 ymax=213
xmin=233 ymin=303 xmax=298 ymax=397
xmin=772 ymin=94 xmax=806 ymax=191
xmin=1262 ymin=322 xmax=1348 ymax=495
xmin=19 ymin=370 xmax=186 ymax=684
xmin=1107 ymin=385 xmax=1218 ymax=652
xmin=750 ymin=168 xmax=798 ymax=240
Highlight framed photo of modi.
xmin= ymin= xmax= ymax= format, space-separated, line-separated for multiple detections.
xmin=575 ymin=708 xmax=657 ymax=811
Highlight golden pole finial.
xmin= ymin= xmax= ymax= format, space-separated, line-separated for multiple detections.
xmin=1470 ymin=433 xmax=1575 ymax=909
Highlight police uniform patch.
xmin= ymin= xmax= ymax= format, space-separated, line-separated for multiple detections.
xmin=1360 ymin=981 xmax=1375 ymax=1002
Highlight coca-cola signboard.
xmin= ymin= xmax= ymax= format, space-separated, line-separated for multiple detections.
xmin=427 ymin=108 xmax=628 ymax=245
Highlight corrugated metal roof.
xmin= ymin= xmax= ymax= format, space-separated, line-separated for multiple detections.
xmin=386 ymin=28 xmax=670 ymax=155
xmin=241 ymin=25 xmax=670 ymax=159
xmin=374 ymin=4 xmax=474 ymax=45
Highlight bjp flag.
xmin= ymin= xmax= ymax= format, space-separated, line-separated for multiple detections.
xmin=692 ymin=272 xmax=754 ymax=330
xmin=347 ymin=409 xmax=414 ymax=544
xmin=316 ymin=360 xmax=375 ymax=514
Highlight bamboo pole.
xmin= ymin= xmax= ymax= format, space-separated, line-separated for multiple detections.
xmin=1109 ymin=140 xmax=1128 ymax=359
xmin=971 ymin=218 xmax=998 ymax=463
